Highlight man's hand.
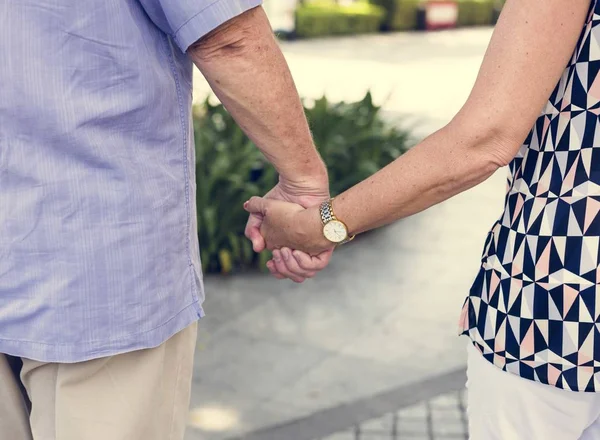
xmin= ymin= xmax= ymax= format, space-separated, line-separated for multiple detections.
xmin=245 ymin=177 xmax=333 ymax=283
xmin=244 ymin=196 xmax=334 ymax=283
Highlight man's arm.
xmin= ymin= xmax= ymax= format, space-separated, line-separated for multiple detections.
xmin=188 ymin=6 xmax=331 ymax=282
xmin=188 ymin=6 xmax=327 ymax=186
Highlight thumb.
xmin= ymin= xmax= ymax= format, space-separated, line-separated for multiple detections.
xmin=244 ymin=212 xmax=266 ymax=253
xmin=244 ymin=196 xmax=268 ymax=215
xmin=244 ymin=197 xmax=270 ymax=253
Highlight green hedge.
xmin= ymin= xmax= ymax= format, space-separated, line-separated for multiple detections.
xmin=193 ymin=92 xmax=414 ymax=274
xmin=295 ymin=1 xmax=385 ymax=38
xmin=371 ymin=0 xmax=499 ymax=31
xmin=295 ymin=0 xmax=502 ymax=36
xmin=457 ymin=0 xmax=495 ymax=26
xmin=370 ymin=0 xmax=423 ymax=31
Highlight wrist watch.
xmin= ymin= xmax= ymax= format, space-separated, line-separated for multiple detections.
xmin=319 ymin=198 xmax=355 ymax=245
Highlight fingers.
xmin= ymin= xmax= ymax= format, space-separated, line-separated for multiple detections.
xmin=244 ymin=194 xmax=330 ymax=280
xmin=266 ymin=260 xmax=286 ymax=279
xmin=271 ymin=249 xmax=312 ymax=283
xmin=244 ymin=196 xmax=267 ymax=215
xmin=244 ymin=213 xmax=266 ymax=252
xmin=292 ymin=248 xmax=333 ymax=272
xmin=265 ymin=247 xmax=334 ymax=282
xmin=280 ymin=248 xmax=318 ymax=279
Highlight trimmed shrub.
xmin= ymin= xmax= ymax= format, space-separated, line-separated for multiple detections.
xmin=373 ymin=0 xmax=498 ymax=31
xmin=295 ymin=1 xmax=385 ymax=38
xmin=370 ymin=0 xmax=422 ymax=31
xmin=193 ymin=92 xmax=415 ymax=273
xmin=457 ymin=0 xmax=495 ymax=26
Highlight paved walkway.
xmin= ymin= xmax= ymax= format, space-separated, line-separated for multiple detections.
xmin=187 ymin=28 xmax=498 ymax=440
xmin=320 ymin=390 xmax=468 ymax=440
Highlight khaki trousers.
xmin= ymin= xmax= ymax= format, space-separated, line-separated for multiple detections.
xmin=0 ymin=322 xmax=198 ymax=440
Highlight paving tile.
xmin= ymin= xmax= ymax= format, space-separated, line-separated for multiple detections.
xmin=216 ymin=264 xmax=413 ymax=354
xmin=200 ymin=274 xmax=287 ymax=333
xmin=359 ymin=413 xmax=395 ymax=432
xmin=398 ymin=403 xmax=428 ymax=418
xmin=314 ymin=390 xmax=468 ymax=440
xmin=193 ymin=328 xmax=332 ymax=401
xmin=396 ymin=419 xmax=429 ymax=435
xmin=320 ymin=432 xmax=356 ymax=440
xmin=266 ymin=353 xmax=422 ymax=412
xmin=186 ymin=396 xmax=305 ymax=440
xmin=430 ymin=391 xmax=464 ymax=409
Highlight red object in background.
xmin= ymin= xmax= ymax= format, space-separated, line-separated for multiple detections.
xmin=423 ymin=1 xmax=459 ymax=30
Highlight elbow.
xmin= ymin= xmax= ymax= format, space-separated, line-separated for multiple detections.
xmin=481 ymin=136 xmax=517 ymax=172
xmin=448 ymin=114 xmax=524 ymax=172
xmin=188 ymin=7 xmax=266 ymax=63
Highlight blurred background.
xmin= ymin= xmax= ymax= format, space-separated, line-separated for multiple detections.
xmin=186 ymin=1 xmax=506 ymax=439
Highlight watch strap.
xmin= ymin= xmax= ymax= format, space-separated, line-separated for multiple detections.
xmin=320 ymin=199 xmax=355 ymax=244
xmin=319 ymin=199 xmax=336 ymax=225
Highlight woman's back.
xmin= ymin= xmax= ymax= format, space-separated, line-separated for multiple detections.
xmin=460 ymin=0 xmax=600 ymax=392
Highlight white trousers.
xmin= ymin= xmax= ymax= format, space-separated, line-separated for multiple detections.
xmin=467 ymin=343 xmax=600 ymax=439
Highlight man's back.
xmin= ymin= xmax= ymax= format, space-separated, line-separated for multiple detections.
xmin=0 ymin=2 xmax=332 ymax=439
xmin=0 ymin=0 xmax=207 ymax=362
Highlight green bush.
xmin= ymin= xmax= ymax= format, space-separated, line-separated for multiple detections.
xmin=295 ymin=1 xmax=385 ymax=38
xmin=370 ymin=0 xmax=423 ymax=31
xmin=368 ymin=0 xmax=396 ymax=30
xmin=392 ymin=0 xmax=423 ymax=30
xmin=457 ymin=0 xmax=495 ymax=26
xmin=193 ymin=92 xmax=415 ymax=274
xmin=373 ymin=0 xmax=498 ymax=30
xmin=193 ymin=103 xmax=276 ymax=275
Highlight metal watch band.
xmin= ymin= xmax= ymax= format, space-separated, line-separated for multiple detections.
xmin=319 ymin=199 xmax=336 ymax=225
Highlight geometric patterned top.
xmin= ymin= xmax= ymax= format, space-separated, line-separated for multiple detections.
xmin=460 ymin=1 xmax=600 ymax=392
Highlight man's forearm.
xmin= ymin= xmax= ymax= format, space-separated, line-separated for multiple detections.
xmin=188 ymin=6 xmax=327 ymax=186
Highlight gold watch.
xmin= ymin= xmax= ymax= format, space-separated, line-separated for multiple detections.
xmin=319 ymin=199 xmax=355 ymax=245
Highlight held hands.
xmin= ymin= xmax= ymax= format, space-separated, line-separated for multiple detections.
xmin=244 ymin=197 xmax=332 ymax=254
xmin=244 ymin=196 xmax=334 ymax=283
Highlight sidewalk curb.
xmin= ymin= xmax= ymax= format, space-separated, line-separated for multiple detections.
xmin=231 ymin=367 xmax=467 ymax=440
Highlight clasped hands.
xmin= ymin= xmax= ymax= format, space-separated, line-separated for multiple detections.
xmin=243 ymin=179 xmax=335 ymax=283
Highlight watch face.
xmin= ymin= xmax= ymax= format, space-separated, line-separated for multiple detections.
xmin=323 ymin=220 xmax=348 ymax=243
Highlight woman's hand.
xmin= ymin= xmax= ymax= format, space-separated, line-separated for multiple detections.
xmin=244 ymin=197 xmax=333 ymax=255
xmin=243 ymin=179 xmax=333 ymax=283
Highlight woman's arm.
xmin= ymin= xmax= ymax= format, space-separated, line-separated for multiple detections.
xmin=334 ymin=0 xmax=589 ymax=235
xmin=246 ymin=0 xmax=591 ymax=258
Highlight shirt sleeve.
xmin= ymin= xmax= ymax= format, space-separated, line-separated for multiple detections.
xmin=139 ymin=0 xmax=264 ymax=52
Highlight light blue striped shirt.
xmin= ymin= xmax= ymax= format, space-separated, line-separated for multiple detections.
xmin=0 ymin=0 xmax=261 ymax=362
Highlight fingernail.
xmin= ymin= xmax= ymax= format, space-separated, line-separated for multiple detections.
xmin=243 ymin=201 xmax=249 ymax=208
xmin=273 ymin=251 xmax=281 ymax=262
xmin=282 ymin=249 xmax=290 ymax=261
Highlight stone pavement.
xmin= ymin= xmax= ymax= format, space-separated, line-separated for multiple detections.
xmin=236 ymin=369 xmax=467 ymax=440
xmin=319 ymin=390 xmax=468 ymax=440
xmin=187 ymin=28 xmax=498 ymax=440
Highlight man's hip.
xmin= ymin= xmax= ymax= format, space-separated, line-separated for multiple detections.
xmin=0 ymin=322 xmax=198 ymax=440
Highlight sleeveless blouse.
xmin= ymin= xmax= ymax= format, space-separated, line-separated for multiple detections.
xmin=460 ymin=0 xmax=600 ymax=392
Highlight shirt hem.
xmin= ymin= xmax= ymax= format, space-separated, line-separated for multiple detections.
xmin=0 ymin=302 xmax=204 ymax=364
xmin=460 ymin=331 xmax=598 ymax=393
